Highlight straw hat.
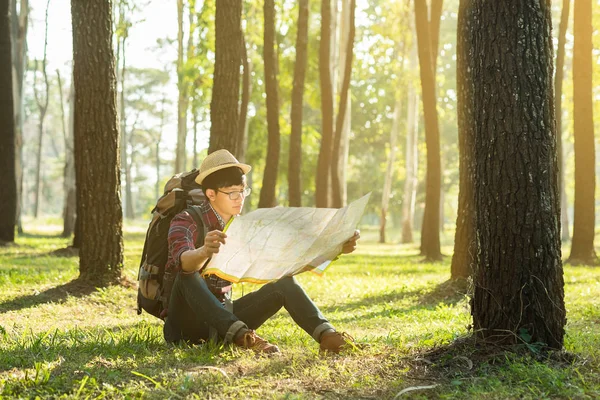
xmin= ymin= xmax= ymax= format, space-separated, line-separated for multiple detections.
xmin=195 ymin=149 xmax=251 ymax=184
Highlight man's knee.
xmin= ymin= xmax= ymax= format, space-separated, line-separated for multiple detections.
xmin=275 ymin=276 xmax=300 ymax=292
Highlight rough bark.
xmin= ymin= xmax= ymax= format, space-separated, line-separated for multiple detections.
xmin=258 ymin=0 xmax=280 ymax=208
xmin=209 ymin=0 xmax=242 ymax=156
xmin=330 ymin=0 xmax=355 ymax=209
xmin=568 ymin=0 xmax=597 ymax=265
xmin=555 ymin=0 xmax=570 ymax=242
xmin=288 ymin=0 xmax=309 ymax=207
xmin=71 ymin=0 xmax=123 ymax=285
xmin=450 ymin=0 xmax=474 ymax=280
xmin=470 ymin=0 xmax=565 ymax=349
xmin=0 ymin=0 xmax=16 ymax=243
xmin=414 ymin=0 xmax=442 ymax=261
xmin=315 ymin=0 xmax=334 ymax=207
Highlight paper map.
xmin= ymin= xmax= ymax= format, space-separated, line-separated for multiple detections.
xmin=202 ymin=193 xmax=371 ymax=284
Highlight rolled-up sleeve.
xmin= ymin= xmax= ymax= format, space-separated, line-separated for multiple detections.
xmin=168 ymin=212 xmax=199 ymax=271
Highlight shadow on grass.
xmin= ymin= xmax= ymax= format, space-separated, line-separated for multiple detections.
xmin=0 ymin=279 xmax=97 ymax=314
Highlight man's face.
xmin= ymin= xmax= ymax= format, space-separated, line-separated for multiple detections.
xmin=206 ymin=176 xmax=248 ymax=220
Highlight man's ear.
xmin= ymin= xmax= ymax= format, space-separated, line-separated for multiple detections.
xmin=205 ymin=188 xmax=217 ymax=202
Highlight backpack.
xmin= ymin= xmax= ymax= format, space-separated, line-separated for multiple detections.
xmin=137 ymin=169 xmax=208 ymax=319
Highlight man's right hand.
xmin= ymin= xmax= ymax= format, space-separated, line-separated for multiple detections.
xmin=199 ymin=230 xmax=227 ymax=258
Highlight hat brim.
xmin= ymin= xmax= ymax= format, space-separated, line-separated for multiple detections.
xmin=195 ymin=162 xmax=252 ymax=185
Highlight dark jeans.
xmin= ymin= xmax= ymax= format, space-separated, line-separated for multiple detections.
xmin=163 ymin=271 xmax=333 ymax=345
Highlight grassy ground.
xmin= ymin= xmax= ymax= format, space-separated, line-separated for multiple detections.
xmin=0 ymin=220 xmax=599 ymax=399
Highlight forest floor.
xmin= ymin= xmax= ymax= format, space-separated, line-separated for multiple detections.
xmin=0 ymin=218 xmax=599 ymax=399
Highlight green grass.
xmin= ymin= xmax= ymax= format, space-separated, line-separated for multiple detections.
xmin=1 ymin=221 xmax=599 ymax=399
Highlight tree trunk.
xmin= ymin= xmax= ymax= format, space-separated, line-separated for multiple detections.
xmin=71 ymin=0 xmax=123 ymax=286
xmin=209 ymin=0 xmax=242 ymax=156
xmin=10 ymin=0 xmax=27 ymax=235
xmin=238 ymin=34 xmax=251 ymax=163
xmin=330 ymin=0 xmax=355 ymax=209
xmin=470 ymin=0 xmax=565 ymax=349
xmin=0 ymin=0 xmax=16 ymax=243
xmin=258 ymin=0 xmax=280 ymax=208
xmin=555 ymin=0 xmax=570 ymax=243
xmin=174 ymin=0 xmax=188 ymax=172
xmin=414 ymin=0 xmax=442 ymax=261
xmin=156 ymin=96 xmax=166 ymax=200
xmin=380 ymin=101 xmax=401 ymax=243
xmin=401 ymin=84 xmax=418 ymax=244
xmin=450 ymin=0 xmax=474 ymax=280
xmin=568 ymin=0 xmax=596 ymax=265
xmin=56 ymin=70 xmax=76 ymax=237
xmin=119 ymin=36 xmax=134 ymax=220
xmin=315 ymin=0 xmax=334 ymax=208
xmin=288 ymin=0 xmax=309 ymax=207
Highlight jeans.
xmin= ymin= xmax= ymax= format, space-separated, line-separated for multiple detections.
xmin=163 ymin=271 xmax=334 ymax=345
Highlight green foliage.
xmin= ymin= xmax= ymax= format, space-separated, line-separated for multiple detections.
xmin=1 ymin=221 xmax=599 ymax=398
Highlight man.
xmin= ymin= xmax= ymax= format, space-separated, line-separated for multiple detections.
xmin=163 ymin=149 xmax=361 ymax=354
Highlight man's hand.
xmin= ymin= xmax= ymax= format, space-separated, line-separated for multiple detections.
xmin=341 ymin=230 xmax=360 ymax=254
xmin=199 ymin=230 xmax=227 ymax=258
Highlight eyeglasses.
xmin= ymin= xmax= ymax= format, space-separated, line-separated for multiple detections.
xmin=217 ymin=187 xmax=252 ymax=200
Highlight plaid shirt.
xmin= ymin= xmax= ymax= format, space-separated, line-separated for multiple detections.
xmin=166 ymin=200 xmax=233 ymax=298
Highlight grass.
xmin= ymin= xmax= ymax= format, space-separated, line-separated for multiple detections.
xmin=0 ymin=220 xmax=599 ymax=399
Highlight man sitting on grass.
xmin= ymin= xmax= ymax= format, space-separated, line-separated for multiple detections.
xmin=163 ymin=149 xmax=361 ymax=354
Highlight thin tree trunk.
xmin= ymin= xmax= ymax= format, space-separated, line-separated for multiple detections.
xmin=315 ymin=0 xmax=334 ymax=207
xmin=175 ymin=0 xmax=188 ymax=171
xmin=470 ymin=0 xmax=565 ymax=349
xmin=414 ymin=0 xmax=442 ymax=261
xmin=209 ymin=0 xmax=242 ymax=155
xmin=71 ymin=0 xmax=123 ymax=285
xmin=238 ymin=34 xmax=251 ymax=162
xmin=258 ymin=0 xmax=280 ymax=208
xmin=569 ymin=0 xmax=597 ymax=264
xmin=450 ymin=0 xmax=474 ymax=280
xmin=380 ymin=101 xmax=401 ymax=243
xmin=401 ymin=80 xmax=418 ymax=244
xmin=330 ymin=0 xmax=355 ymax=209
xmin=556 ymin=0 xmax=570 ymax=242
xmin=0 ymin=0 xmax=16 ymax=243
xmin=288 ymin=0 xmax=309 ymax=207
xmin=156 ymin=95 xmax=166 ymax=199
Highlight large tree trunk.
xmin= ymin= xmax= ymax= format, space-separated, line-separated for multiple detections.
xmin=414 ymin=0 xmax=442 ymax=261
xmin=174 ymin=0 xmax=188 ymax=172
xmin=450 ymin=0 xmax=474 ymax=280
xmin=556 ymin=0 xmax=570 ymax=243
xmin=288 ymin=0 xmax=309 ymax=207
xmin=470 ymin=0 xmax=565 ymax=349
xmin=330 ymin=0 xmax=355 ymax=209
xmin=10 ymin=0 xmax=27 ymax=235
xmin=568 ymin=0 xmax=597 ymax=265
xmin=0 ymin=0 xmax=16 ymax=243
xmin=71 ymin=0 xmax=123 ymax=286
xmin=258 ymin=0 xmax=280 ymax=208
xmin=209 ymin=0 xmax=242 ymax=156
xmin=56 ymin=70 xmax=76 ymax=237
xmin=315 ymin=0 xmax=334 ymax=208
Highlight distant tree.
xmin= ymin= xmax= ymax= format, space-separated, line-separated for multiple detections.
xmin=330 ymin=0 xmax=355 ymax=209
xmin=208 ymin=0 xmax=242 ymax=156
xmin=414 ymin=0 xmax=442 ymax=261
xmin=315 ymin=0 xmax=334 ymax=208
xmin=0 ymin=0 xmax=17 ymax=243
xmin=10 ymin=0 xmax=27 ymax=235
xmin=568 ymin=0 xmax=597 ymax=265
xmin=174 ymin=0 xmax=188 ymax=172
xmin=288 ymin=0 xmax=309 ymax=207
xmin=238 ymin=34 xmax=251 ymax=163
xmin=555 ymin=0 xmax=570 ymax=242
xmin=258 ymin=0 xmax=280 ymax=208
xmin=470 ymin=0 xmax=565 ymax=349
xmin=71 ymin=0 xmax=123 ymax=285
xmin=450 ymin=0 xmax=474 ymax=280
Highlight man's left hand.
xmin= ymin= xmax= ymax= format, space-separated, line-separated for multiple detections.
xmin=341 ymin=230 xmax=360 ymax=254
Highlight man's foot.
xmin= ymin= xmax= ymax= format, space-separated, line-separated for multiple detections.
xmin=319 ymin=331 xmax=361 ymax=354
xmin=234 ymin=330 xmax=280 ymax=354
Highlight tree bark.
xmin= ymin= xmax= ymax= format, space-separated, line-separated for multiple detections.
xmin=288 ymin=0 xmax=309 ymax=207
xmin=0 ymin=0 xmax=16 ymax=243
xmin=555 ymin=0 xmax=570 ymax=243
xmin=258 ymin=0 xmax=280 ymax=208
xmin=330 ymin=0 xmax=355 ymax=209
xmin=470 ymin=0 xmax=565 ymax=349
xmin=568 ymin=0 xmax=597 ymax=265
xmin=414 ymin=0 xmax=442 ymax=261
xmin=209 ymin=0 xmax=242 ymax=156
xmin=450 ymin=0 xmax=474 ymax=280
xmin=174 ymin=0 xmax=188 ymax=172
xmin=71 ymin=0 xmax=123 ymax=286
xmin=315 ymin=0 xmax=334 ymax=207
